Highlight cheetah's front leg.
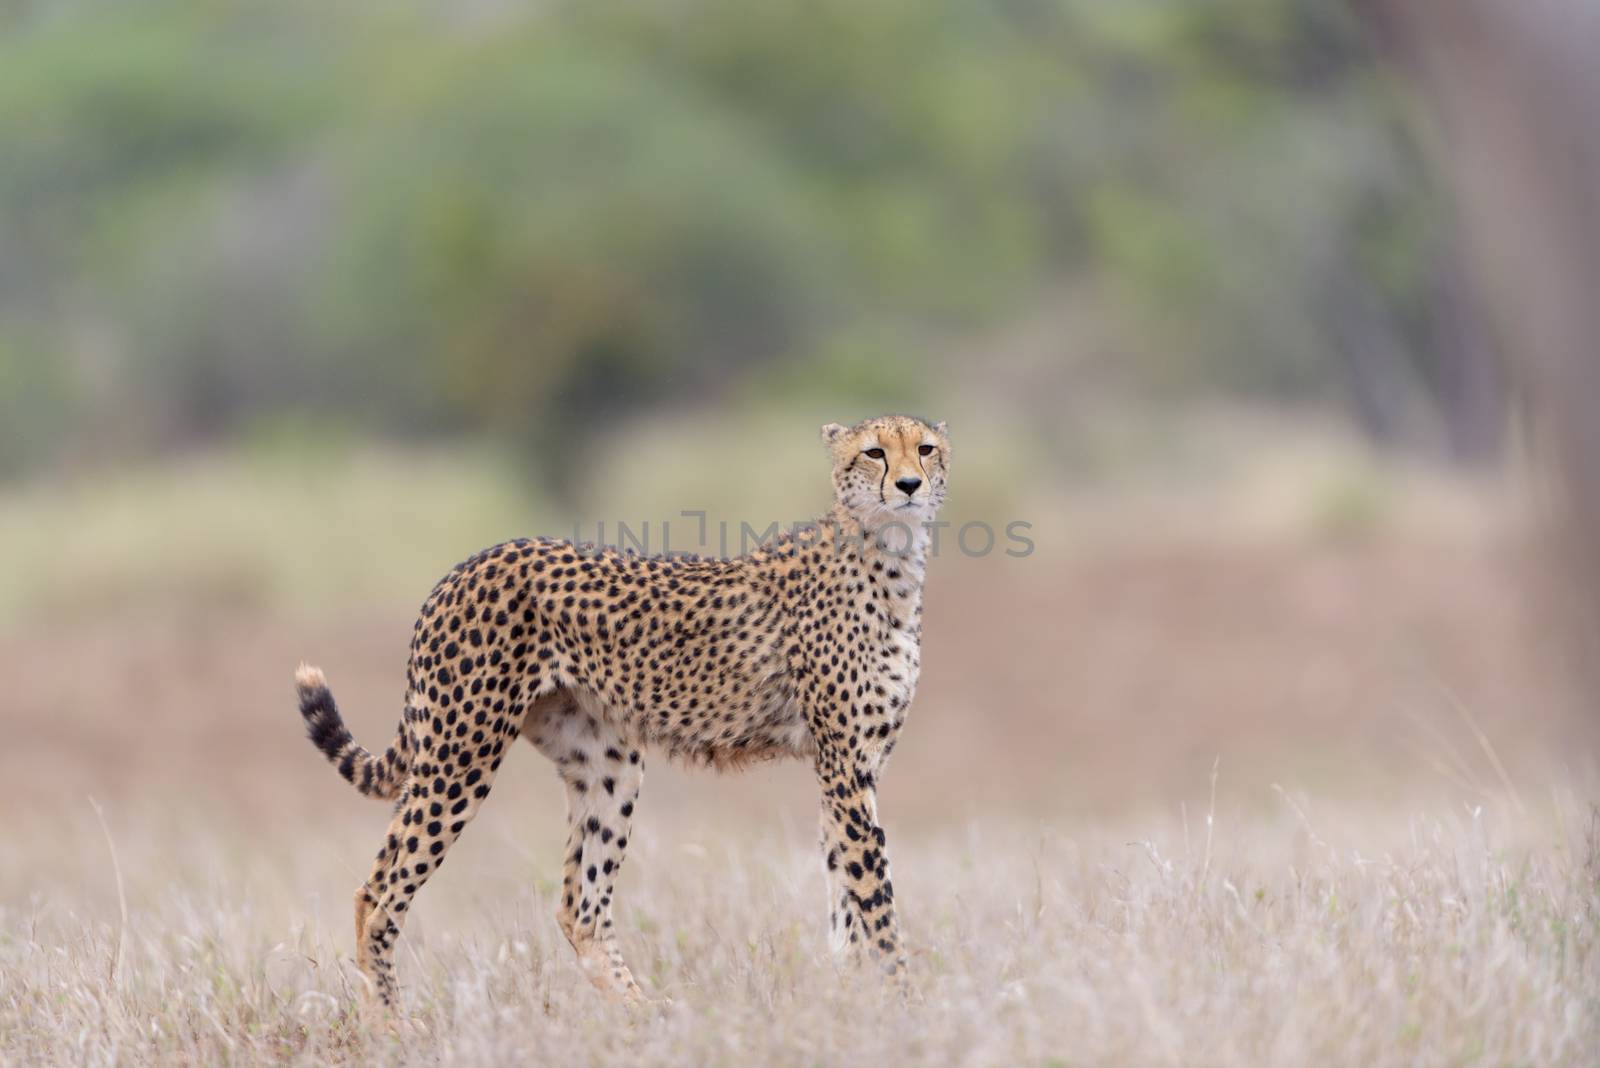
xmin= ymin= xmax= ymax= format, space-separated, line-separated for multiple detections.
xmin=815 ymin=756 xmax=907 ymax=982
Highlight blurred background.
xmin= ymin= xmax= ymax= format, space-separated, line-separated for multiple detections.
xmin=4 ymin=0 xmax=1597 ymax=841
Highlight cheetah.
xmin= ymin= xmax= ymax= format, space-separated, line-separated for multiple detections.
xmin=295 ymin=414 xmax=949 ymax=1010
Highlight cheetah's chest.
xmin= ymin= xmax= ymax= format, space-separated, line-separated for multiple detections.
xmin=858 ymin=569 xmax=925 ymax=732
xmin=875 ymin=616 xmax=921 ymax=715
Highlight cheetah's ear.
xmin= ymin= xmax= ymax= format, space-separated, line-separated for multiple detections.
xmin=820 ymin=422 xmax=847 ymax=445
xmin=933 ymin=420 xmax=948 ymax=436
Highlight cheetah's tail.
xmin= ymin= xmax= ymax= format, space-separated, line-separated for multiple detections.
xmin=294 ymin=662 xmax=408 ymax=802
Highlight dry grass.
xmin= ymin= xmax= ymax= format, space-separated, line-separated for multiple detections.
xmin=4 ymin=445 xmax=1599 ymax=1064
xmin=3 ymin=792 xmax=1596 ymax=1065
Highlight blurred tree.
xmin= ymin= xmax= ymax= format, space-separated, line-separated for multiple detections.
xmin=1353 ymin=0 xmax=1600 ymax=599
xmin=0 ymin=0 xmax=1486 ymax=487
xmin=0 ymin=333 xmax=75 ymax=477
xmin=319 ymin=46 xmax=841 ymax=488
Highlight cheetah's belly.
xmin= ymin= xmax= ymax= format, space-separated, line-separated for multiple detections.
xmin=625 ymin=647 xmax=813 ymax=766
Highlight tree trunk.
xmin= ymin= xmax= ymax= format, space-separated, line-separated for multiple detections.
xmin=1354 ymin=0 xmax=1600 ymax=615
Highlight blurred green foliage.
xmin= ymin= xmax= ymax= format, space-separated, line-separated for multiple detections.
xmin=0 ymin=0 xmax=1444 ymax=486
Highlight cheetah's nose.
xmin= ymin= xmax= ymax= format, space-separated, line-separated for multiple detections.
xmin=895 ymin=476 xmax=923 ymax=496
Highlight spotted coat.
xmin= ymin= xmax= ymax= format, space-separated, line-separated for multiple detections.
xmin=296 ymin=414 xmax=950 ymax=1010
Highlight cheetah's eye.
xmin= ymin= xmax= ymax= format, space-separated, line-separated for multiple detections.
xmin=864 ymin=448 xmax=885 ymax=460
xmin=918 ymin=444 xmax=935 ymax=456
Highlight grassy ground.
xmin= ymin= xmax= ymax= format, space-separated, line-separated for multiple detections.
xmin=3 ymin=441 xmax=1598 ymax=1064
xmin=3 ymin=796 xmax=1595 ymax=1065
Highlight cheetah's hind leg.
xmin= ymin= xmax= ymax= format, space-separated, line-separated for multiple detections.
xmin=352 ymin=744 xmax=508 ymax=1016
xmin=523 ymin=689 xmax=652 ymax=1004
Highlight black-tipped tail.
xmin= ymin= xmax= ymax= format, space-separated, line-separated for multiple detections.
xmin=295 ymin=663 xmax=407 ymax=801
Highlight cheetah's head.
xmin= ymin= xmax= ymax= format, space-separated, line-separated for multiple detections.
xmin=820 ymin=414 xmax=950 ymax=528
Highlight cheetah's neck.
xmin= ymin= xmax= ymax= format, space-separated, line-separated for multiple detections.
xmin=826 ymin=508 xmax=930 ymax=637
